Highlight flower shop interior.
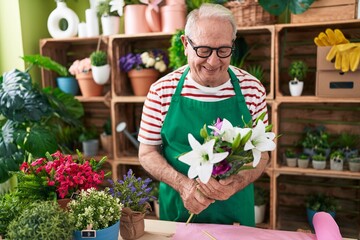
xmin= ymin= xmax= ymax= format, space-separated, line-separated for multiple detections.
xmin=0 ymin=0 xmax=360 ymax=239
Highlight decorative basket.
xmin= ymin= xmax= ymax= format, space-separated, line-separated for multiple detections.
xmin=224 ymin=0 xmax=277 ymax=27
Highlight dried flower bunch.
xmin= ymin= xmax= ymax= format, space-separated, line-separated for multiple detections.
xmin=119 ymin=49 xmax=168 ymax=73
xmin=108 ymin=169 xmax=156 ymax=212
xmin=68 ymin=188 xmax=123 ymax=230
xmin=18 ymin=150 xmax=109 ymax=200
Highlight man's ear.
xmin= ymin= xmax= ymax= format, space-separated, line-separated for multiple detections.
xmin=180 ymin=35 xmax=188 ymax=56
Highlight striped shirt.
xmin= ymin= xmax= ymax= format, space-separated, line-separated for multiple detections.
xmin=138 ymin=65 xmax=269 ymax=145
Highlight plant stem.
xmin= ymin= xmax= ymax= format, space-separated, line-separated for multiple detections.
xmin=186 ymin=212 xmax=195 ymax=225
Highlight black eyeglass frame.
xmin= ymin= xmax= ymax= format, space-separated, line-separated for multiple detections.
xmin=187 ymin=37 xmax=235 ymax=59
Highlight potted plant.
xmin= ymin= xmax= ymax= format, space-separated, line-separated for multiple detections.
xmin=79 ymin=126 xmax=100 ymax=157
xmin=246 ymin=64 xmax=265 ymax=84
xmin=288 ymin=60 xmax=308 ymax=96
xmin=90 ymin=50 xmax=111 ymax=85
xmin=149 ymin=181 xmax=160 ymax=218
xmin=312 ymin=153 xmax=326 ymax=170
xmin=254 ymin=186 xmax=269 ymax=224
xmin=108 ymin=169 xmax=156 ymax=240
xmin=330 ymin=150 xmax=345 ymax=171
xmin=297 ymin=153 xmax=310 ymax=168
xmin=284 ymin=148 xmax=297 ymax=167
xmin=100 ymin=118 xmax=113 ymax=156
xmin=6 ymin=201 xmax=74 ymax=240
xmin=348 ymin=153 xmax=360 ymax=172
xmin=119 ymin=49 xmax=168 ymax=96
xmin=301 ymin=126 xmax=331 ymax=158
xmin=68 ymin=188 xmax=123 ymax=240
xmin=168 ymin=29 xmax=187 ymax=70
xmin=336 ymin=132 xmax=359 ymax=160
xmin=22 ymin=54 xmax=79 ymax=95
xmin=0 ymin=56 xmax=84 ymax=184
xmin=69 ymin=58 xmax=104 ymax=97
xmin=97 ymin=0 xmax=122 ymax=35
xmin=305 ymin=193 xmax=338 ymax=228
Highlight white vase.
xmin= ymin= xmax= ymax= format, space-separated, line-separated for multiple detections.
xmin=92 ymin=64 xmax=111 ymax=85
xmin=254 ymin=204 xmax=266 ymax=224
xmin=289 ymin=80 xmax=304 ymax=96
xmin=47 ymin=2 xmax=79 ymax=38
xmin=101 ymin=15 xmax=120 ymax=35
xmin=86 ymin=8 xmax=99 ymax=37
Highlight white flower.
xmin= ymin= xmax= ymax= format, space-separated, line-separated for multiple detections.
xmin=209 ymin=118 xmax=251 ymax=144
xmin=154 ymin=60 xmax=166 ymax=72
xmin=244 ymin=119 xmax=276 ymax=167
xmin=179 ymin=133 xmax=229 ymax=183
xmin=110 ymin=0 xmax=124 ymax=16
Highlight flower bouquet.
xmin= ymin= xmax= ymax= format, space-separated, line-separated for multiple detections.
xmin=119 ymin=49 xmax=168 ymax=73
xmin=17 ymin=150 xmax=110 ymax=201
xmin=69 ymin=58 xmax=91 ymax=75
xmin=179 ymin=113 xmax=276 ymax=223
xmin=108 ymin=169 xmax=156 ymax=239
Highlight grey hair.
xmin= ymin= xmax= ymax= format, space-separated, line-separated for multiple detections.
xmin=184 ymin=3 xmax=237 ymax=40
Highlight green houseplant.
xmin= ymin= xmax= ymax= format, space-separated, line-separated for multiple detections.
xmin=254 ymin=186 xmax=269 ymax=224
xmin=336 ymin=132 xmax=359 ymax=160
xmin=90 ymin=50 xmax=111 ymax=85
xmin=79 ymin=125 xmax=99 ymax=157
xmin=284 ymin=148 xmax=297 ymax=167
xmin=97 ymin=0 xmax=122 ymax=35
xmin=100 ymin=118 xmax=113 ymax=156
xmin=305 ymin=193 xmax=338 ymax=228
xmin=0 ymin=55 xmax=84 ymax=184
xmin=312 ymin=153 xmax=326 ymax=170
xmin=297 ymin=153 xmax=309 ymax=168
xmin=330 ymin=150 xmax=345 ymax=171
xmin=288 ymin=60 xmax=308 ymax=96
xmin=6 ymin=201 xmax=74 ymax=240
xmin=349 ymin=153 xmax=360 ymax=172
xmin=168 ymin=29 xmax=187 ymax=70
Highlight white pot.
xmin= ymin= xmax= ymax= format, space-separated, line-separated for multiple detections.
xmin=254 ymin=204 xmax=266 ymax=224
xmin=154 ymin=200 xmax=160 ymax=219
xmin=82 ymin=139 xmax=99 ymax=157
xmin=286 ymin=157 xmax=297 ymax=167
xmin=312 ymin=160 xmax=326 ymax=170
xmin=92 ymin=64 xmax=111 ymax=85
xmin=298 ymin=159 xmax=309 ymax=168
xmin=289 ymin=80 xmax=304 ymax=96
xmin=330 ymin=158 xmax=344 ymax=171
xmin=101 ymin=15 xmax=120 ymax=35
xmin=349 ymin=161 xmax=360 ymax=172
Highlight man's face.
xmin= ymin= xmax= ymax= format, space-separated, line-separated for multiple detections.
xmin=181 ymin=18 xmax=234 ymax=87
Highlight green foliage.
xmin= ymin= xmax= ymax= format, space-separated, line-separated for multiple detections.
xmin=103 ymin=118 xmax=112 ymax=135
xmin=288 ymin=60 xmax=308 ymax=81
xmin=230 ymin=37 xmax=249 ymax=68
xmin=186 ymin=0 xmax=227 ymax=12
xmin=285 ymin=148 xmax=296 ymax=158
xmin=168 ymin=29 xmax=187 ymax=70
xmin=124 ymin=0 xmax=142 ymax=5
xmin=97 ymin=0 xmax=120 ymax=16
xmin=299 ymin=153 xmax=309 ymax=160
xmin=90 ymin=50 xmax=108 ymax=66
xmin=330 ymin=150 xmax=345 ymax=160
xmin=22 ymin=54 xmax=69 ymax=77
xmin=79 ymin=125 xmax=98 ymax=142
xmin=254 ymin=186 xmax=269 ymax=206
xmin=6 ymin=201 xmax=74 ymax=240
xmin=301 ymin=126 xmax=330 ymax=151
xmin=305 ymin=193 xmax=338 ymax=212
xmin=0 ymin=58 xmax=84 ymax=183
xmin=258 ymin=0 xmax=315 ymax=16
xmin=68 ymin=188 xmax=122 ymax=231
xmin=312 ymin=154 xmax=326 ymax=161
xmin=246 ymin=64 xmax=265 ymax=83
xmin=336 ymin=132 xmax=359 ymax=149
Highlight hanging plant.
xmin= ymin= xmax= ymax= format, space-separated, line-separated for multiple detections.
xmin=258 ymin=0 xmax=315 ymax=16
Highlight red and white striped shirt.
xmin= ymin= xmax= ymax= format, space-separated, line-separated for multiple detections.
xmin=138 ymin=65 xmax=269 ymax=145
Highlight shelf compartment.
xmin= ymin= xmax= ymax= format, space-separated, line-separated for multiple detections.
xmin=275 ymin=20 xmax=360 ymax=97
xmin=39 ymin=37 xmax=110 ymax=97
xmin=274 ymin=175 xmax=359 ymax=238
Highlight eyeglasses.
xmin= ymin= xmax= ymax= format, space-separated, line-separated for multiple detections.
xmin=187 ymin=37 xmax=234 ymax=58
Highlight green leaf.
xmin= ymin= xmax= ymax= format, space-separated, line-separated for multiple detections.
xmin=258 ymin=0 xmax=315 ymax=16
xmin=22 ymin=55 xmax=69 ymax=77
xmin=24 ymin=125 xmax=58 ymax=158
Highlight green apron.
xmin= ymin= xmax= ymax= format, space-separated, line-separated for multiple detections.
xmin=159 ymin=67 xmax=255 ymax=226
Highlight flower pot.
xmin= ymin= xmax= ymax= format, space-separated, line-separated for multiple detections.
xmin=120 ymin=207 xmax=146 ymax=240
xmin=254 ymin=204 xmax=266 ymax=224
xmin=82 ymin=139 xmax=99 ymax=157
xmin=289 ymin=80 xmax=303 ymax=96
xmin=56 ymin=76 xmax=79 ymax=95
xmin=100 ymin=133 xmax=113 ymax=157
xmin=330 ymin=158 xmax=344 ymax=171
xmin=349 ymin=161 xmax=360 ymax=172
xmin=73 ymin=220 xmax=120 ymax=240
xmin=124 ymin=5 xmax=151 ymax=34
xmin=306 ymin=208 xmax=335 ymax=229
xmin=297 ymin=158 xmax=309 ymax=168
xmin=312 ymin=160 xmax=326 ymax=170
xmin=92 ymin=64 xmax=111 ymax=85
xmin=101 ymin=15 xmax=120 ymax=35
xmin=128 ymin=69 xmax=159 ymax=96
xmin=160 ymin=4 xmax=186 ymax=33
xmin=76 ymin=71 xmax=103 ymax=97
xmin=286 ymin=157 xmax=297 ymax=167
xmin=153 ymin=200 xmax=160 ymax=219
xmin=57 ymin=198 xmax=71 ymax=210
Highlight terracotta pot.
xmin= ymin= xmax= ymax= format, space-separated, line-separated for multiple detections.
xmin=57 ymin=198 xmax=71 ymax=210
xmin=160 ymin=4 xmax=186 ymax=33
xmin=128 ymin=69 xmax=159 ymax=96
xmin=100 ymin=133 xmax=113 ymax=157
xmin=76 ymin=71 xmax=103 ymax=97
xmin=124 ymin=5 xmax=151 ymax=34
xmin=120 ymin=207 xmax=146 ymax=240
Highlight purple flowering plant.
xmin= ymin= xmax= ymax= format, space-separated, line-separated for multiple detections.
xmin=119 ymin=49 xmax=169 ymax=73
xmin=108 ymin=169 xmax=156 ymax=213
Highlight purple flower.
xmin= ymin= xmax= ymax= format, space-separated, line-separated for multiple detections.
xmin=212 ymin=118 xmax=223 ymax=136
xmin=212 ymin=160 xmax=231 ymax=175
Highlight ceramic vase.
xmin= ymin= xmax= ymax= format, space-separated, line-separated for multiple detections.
xmin=82 ymin=139 xmax=99 ymax=157
xmin=56 ymin=76 xmax=79 ymax=95
xmin=86 ymin=8 xmax=99 ymax=37
xmin=101 ymin=15 xmax=120 ymax=35
xmin=160 ymin=4 xmax=186 ymax=33
xmin=120 ymin=208 xmax=146 ymax=240
xmin=47 ymin=1 xmax=79 ymax=38
xmin=128 ymin=69 xmax=159 ymax=96
xmin=289 ymin=81 xmax=304 ymax=96
xmin=92 ymin=64 xmax=111 ymax=85
xmin=73 ymin=220 xmax=120 ymax=240
xmin=254 ymin=204 xmax=266 ymax=224
xmin=76 ymin=71 xmax=103 ymax=97
xmin=124 ymin=5 xmax=151 ymax=34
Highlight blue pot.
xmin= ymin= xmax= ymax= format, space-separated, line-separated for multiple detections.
xmin=306 ymin=208 xmax=335 ymax=229
xmin=73 ymin=220 xmax=119 ymax=240
xmin=56 ymin=76 xmax=79 ymax=96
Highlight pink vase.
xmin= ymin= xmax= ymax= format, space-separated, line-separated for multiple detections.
xmin=160 ymin=4 xmax=186 ymax=33
xmin=124 ymin=5 xmax=151 ymax=34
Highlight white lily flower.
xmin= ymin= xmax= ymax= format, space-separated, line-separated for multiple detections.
xmin=209 ymin=118 xmax=251 ymax=144
xmin=110 ymin=0 xmax=124 ymax=16
xmin=179 ymin=133 xmax=229 ymax=183
xmin=244 ymin=120 xmax=276 ymax=167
